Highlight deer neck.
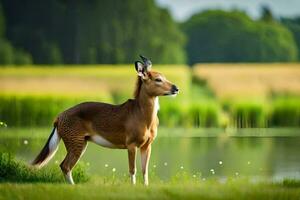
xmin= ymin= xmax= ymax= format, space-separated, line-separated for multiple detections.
xmin=136 ymin=87 xmax=159 ymax=127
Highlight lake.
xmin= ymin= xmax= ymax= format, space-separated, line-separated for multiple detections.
xmin=1 ymin=128 xmax=300 ymax=181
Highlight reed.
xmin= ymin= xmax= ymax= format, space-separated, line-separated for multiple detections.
xmin=0 ymin=95 xmax=108 ymax=127
xmin=227 ymin=101 xmax=267 ymax=128
xmin=270 ymin=98 xmax=300 ymax=127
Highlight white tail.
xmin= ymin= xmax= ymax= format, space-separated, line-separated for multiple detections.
xmin=31 ymin=127 xmax=61 ymax=168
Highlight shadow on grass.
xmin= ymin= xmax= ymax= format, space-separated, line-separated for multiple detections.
xmin=0 ymin=152 xmax=89 ymax=183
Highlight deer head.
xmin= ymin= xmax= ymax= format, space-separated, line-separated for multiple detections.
xmin=135 ymin=55 xmax=179 ymax=97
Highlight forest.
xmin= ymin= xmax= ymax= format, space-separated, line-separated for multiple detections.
xmin=0 ymin=0 xmax=299 ymax=65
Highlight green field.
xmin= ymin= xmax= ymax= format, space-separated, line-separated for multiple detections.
xmin=2 ymin=178 xmax=300 ymax=200
xmin=1 ymin=65 xmax=300 ymax=128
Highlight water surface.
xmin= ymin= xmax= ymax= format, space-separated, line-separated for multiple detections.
xmin=1 ymin=129 xmax=300 ymax=180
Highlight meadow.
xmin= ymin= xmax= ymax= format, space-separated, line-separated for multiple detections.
xmin=2 ymin=175 xmax=300 ymax=200
xmin=0 ymin=64 xmax=300 ymax=128
xmin=193 ymin=63 xmax=300 ymax=100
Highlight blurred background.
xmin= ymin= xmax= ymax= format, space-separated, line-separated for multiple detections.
xmin=0 ymin=0 xmax=300 ymax=180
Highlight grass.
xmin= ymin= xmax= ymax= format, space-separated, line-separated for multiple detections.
xmin=1 ymin=65 xmax=300 ymax=128
xmin=0 ymin=176 xmax=300 ymax=199
xmin=0 ymin=65 xmax=204 ymax=127
xmin=0 ymin=152 xmax=300 ymax=199
xmin=0 ymin=152 xmax=89 ymax=183
xmin=0 ymin=95 xmax=108 ymax=127
xmin=2 ymin=94 xmax=299 ymax=128
xmin=227 ymin=101 xmax=268 ymax=128
xmin=270 ymin=98 xmax=300 ymax=127
xmin=192 ymin=63 xmax=300 ymax=127
xmin=0 ymin=95 xmax=223 ymax=128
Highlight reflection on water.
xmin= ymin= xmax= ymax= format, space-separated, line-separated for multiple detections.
xmin=1 ymin=134 xmax=300 ymax=180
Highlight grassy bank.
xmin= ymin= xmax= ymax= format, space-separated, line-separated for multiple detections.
xmin=0 ymin=153 xmax=88 ymax=183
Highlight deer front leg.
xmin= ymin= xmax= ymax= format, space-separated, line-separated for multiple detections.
xmin=140 ymin=144 xmax=151 ymax=186
xmin=127 ymin=144 xmax=137 ymax=185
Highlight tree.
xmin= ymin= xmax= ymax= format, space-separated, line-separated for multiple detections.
xmin=0 ymin=3 xmax=4 ymax=37
xmin=282 ymin=17 xmax=300 ymax=60
xmin=0 ymin=0 xmax=186 ymax=64
xmin=261 ymin=5 xmax=274 ymax=22
xmin=0 ymin=39 xmax=13 ymax=64
xmin=182 ymin=10 xmax=298 ymax=64
xmin=14 ymin=49 xmax=32 ymax=65
xmin=0 ymin=2 xmax=32 ymax=65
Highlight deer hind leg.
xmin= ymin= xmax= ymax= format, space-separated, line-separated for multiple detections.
xmin=60 ymin=137 xmax=87 ymax=185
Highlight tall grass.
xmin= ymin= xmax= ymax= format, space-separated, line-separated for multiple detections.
xmin=0 ymin=95 xmax=221 ymax=128
xmin=1 ymin=65 xmax=300 ymax=128
xmin=1 ymin=94 xmax=300 ymax=128
xmin=228 ymin=102 xmax=268 ymax=128
xmin=192 ymin=64 xmax=300 ymax=128
xmin=0 ymin=95 xmax=107 ymax=127
xmin=0 ymin=152 xmax=89 ymax=183
xmin=270 ymin=98 xmax=300 ymax=127
xmin=159 ymin=100 xmax=220 ymax=128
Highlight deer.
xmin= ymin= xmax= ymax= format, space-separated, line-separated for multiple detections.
xmin=31 ymin=55 xmax=179 ymax=185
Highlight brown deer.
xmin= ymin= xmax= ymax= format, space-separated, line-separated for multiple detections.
xmin=31 ymin=55 xmax=179 ymax=185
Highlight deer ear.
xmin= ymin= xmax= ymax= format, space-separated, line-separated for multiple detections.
xmin=135 ymin=61 xmax=145 ymax=77
xmin=140 ymin=55 xmax=152 ymax=71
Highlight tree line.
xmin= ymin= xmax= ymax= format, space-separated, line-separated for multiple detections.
xmin=0 ymin=0 xmax=299 ymax=65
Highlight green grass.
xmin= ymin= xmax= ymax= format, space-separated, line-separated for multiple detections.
xmin=228 ymin=101 xmax=268 ymax=128
xmin=0 ymin=95 xmax=222 ymax=128
xmin=1 ymin=66 xmax=300 ymax=128
xmin=0 ymin=177 xmax=300 ymax=199
xmin=0 ymin=153 xmax=299 ymax=199
xmin=0 ymin=95 xmax=108 ymax=127
xmin=270 ymin=98 xmax=300 ymax=127
xmin=0 ymin=153 xmax=89 ymax=183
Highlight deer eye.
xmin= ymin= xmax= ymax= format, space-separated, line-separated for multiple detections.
xmin=155 ymin=78 xmax=162 ymax=82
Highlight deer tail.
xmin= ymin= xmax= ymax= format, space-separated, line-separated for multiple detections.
xmin=31 ymin=123 xmax=61 ymax=168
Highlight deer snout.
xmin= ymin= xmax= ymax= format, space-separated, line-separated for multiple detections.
xmin=171 ymin=85 xmax=179 ymax=94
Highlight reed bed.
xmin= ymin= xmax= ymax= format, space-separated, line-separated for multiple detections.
xmin=0 ymin=95 xmax=221 ymax=127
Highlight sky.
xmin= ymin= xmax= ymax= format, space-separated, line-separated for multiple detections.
xmin=155 ymin=0 xmax=300 ymax=21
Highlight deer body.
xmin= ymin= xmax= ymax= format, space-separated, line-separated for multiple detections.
xmin=58 ymin=95 xmax=159 ymax=149
xmin=32 ymin=56 xmax=178 ymax=185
